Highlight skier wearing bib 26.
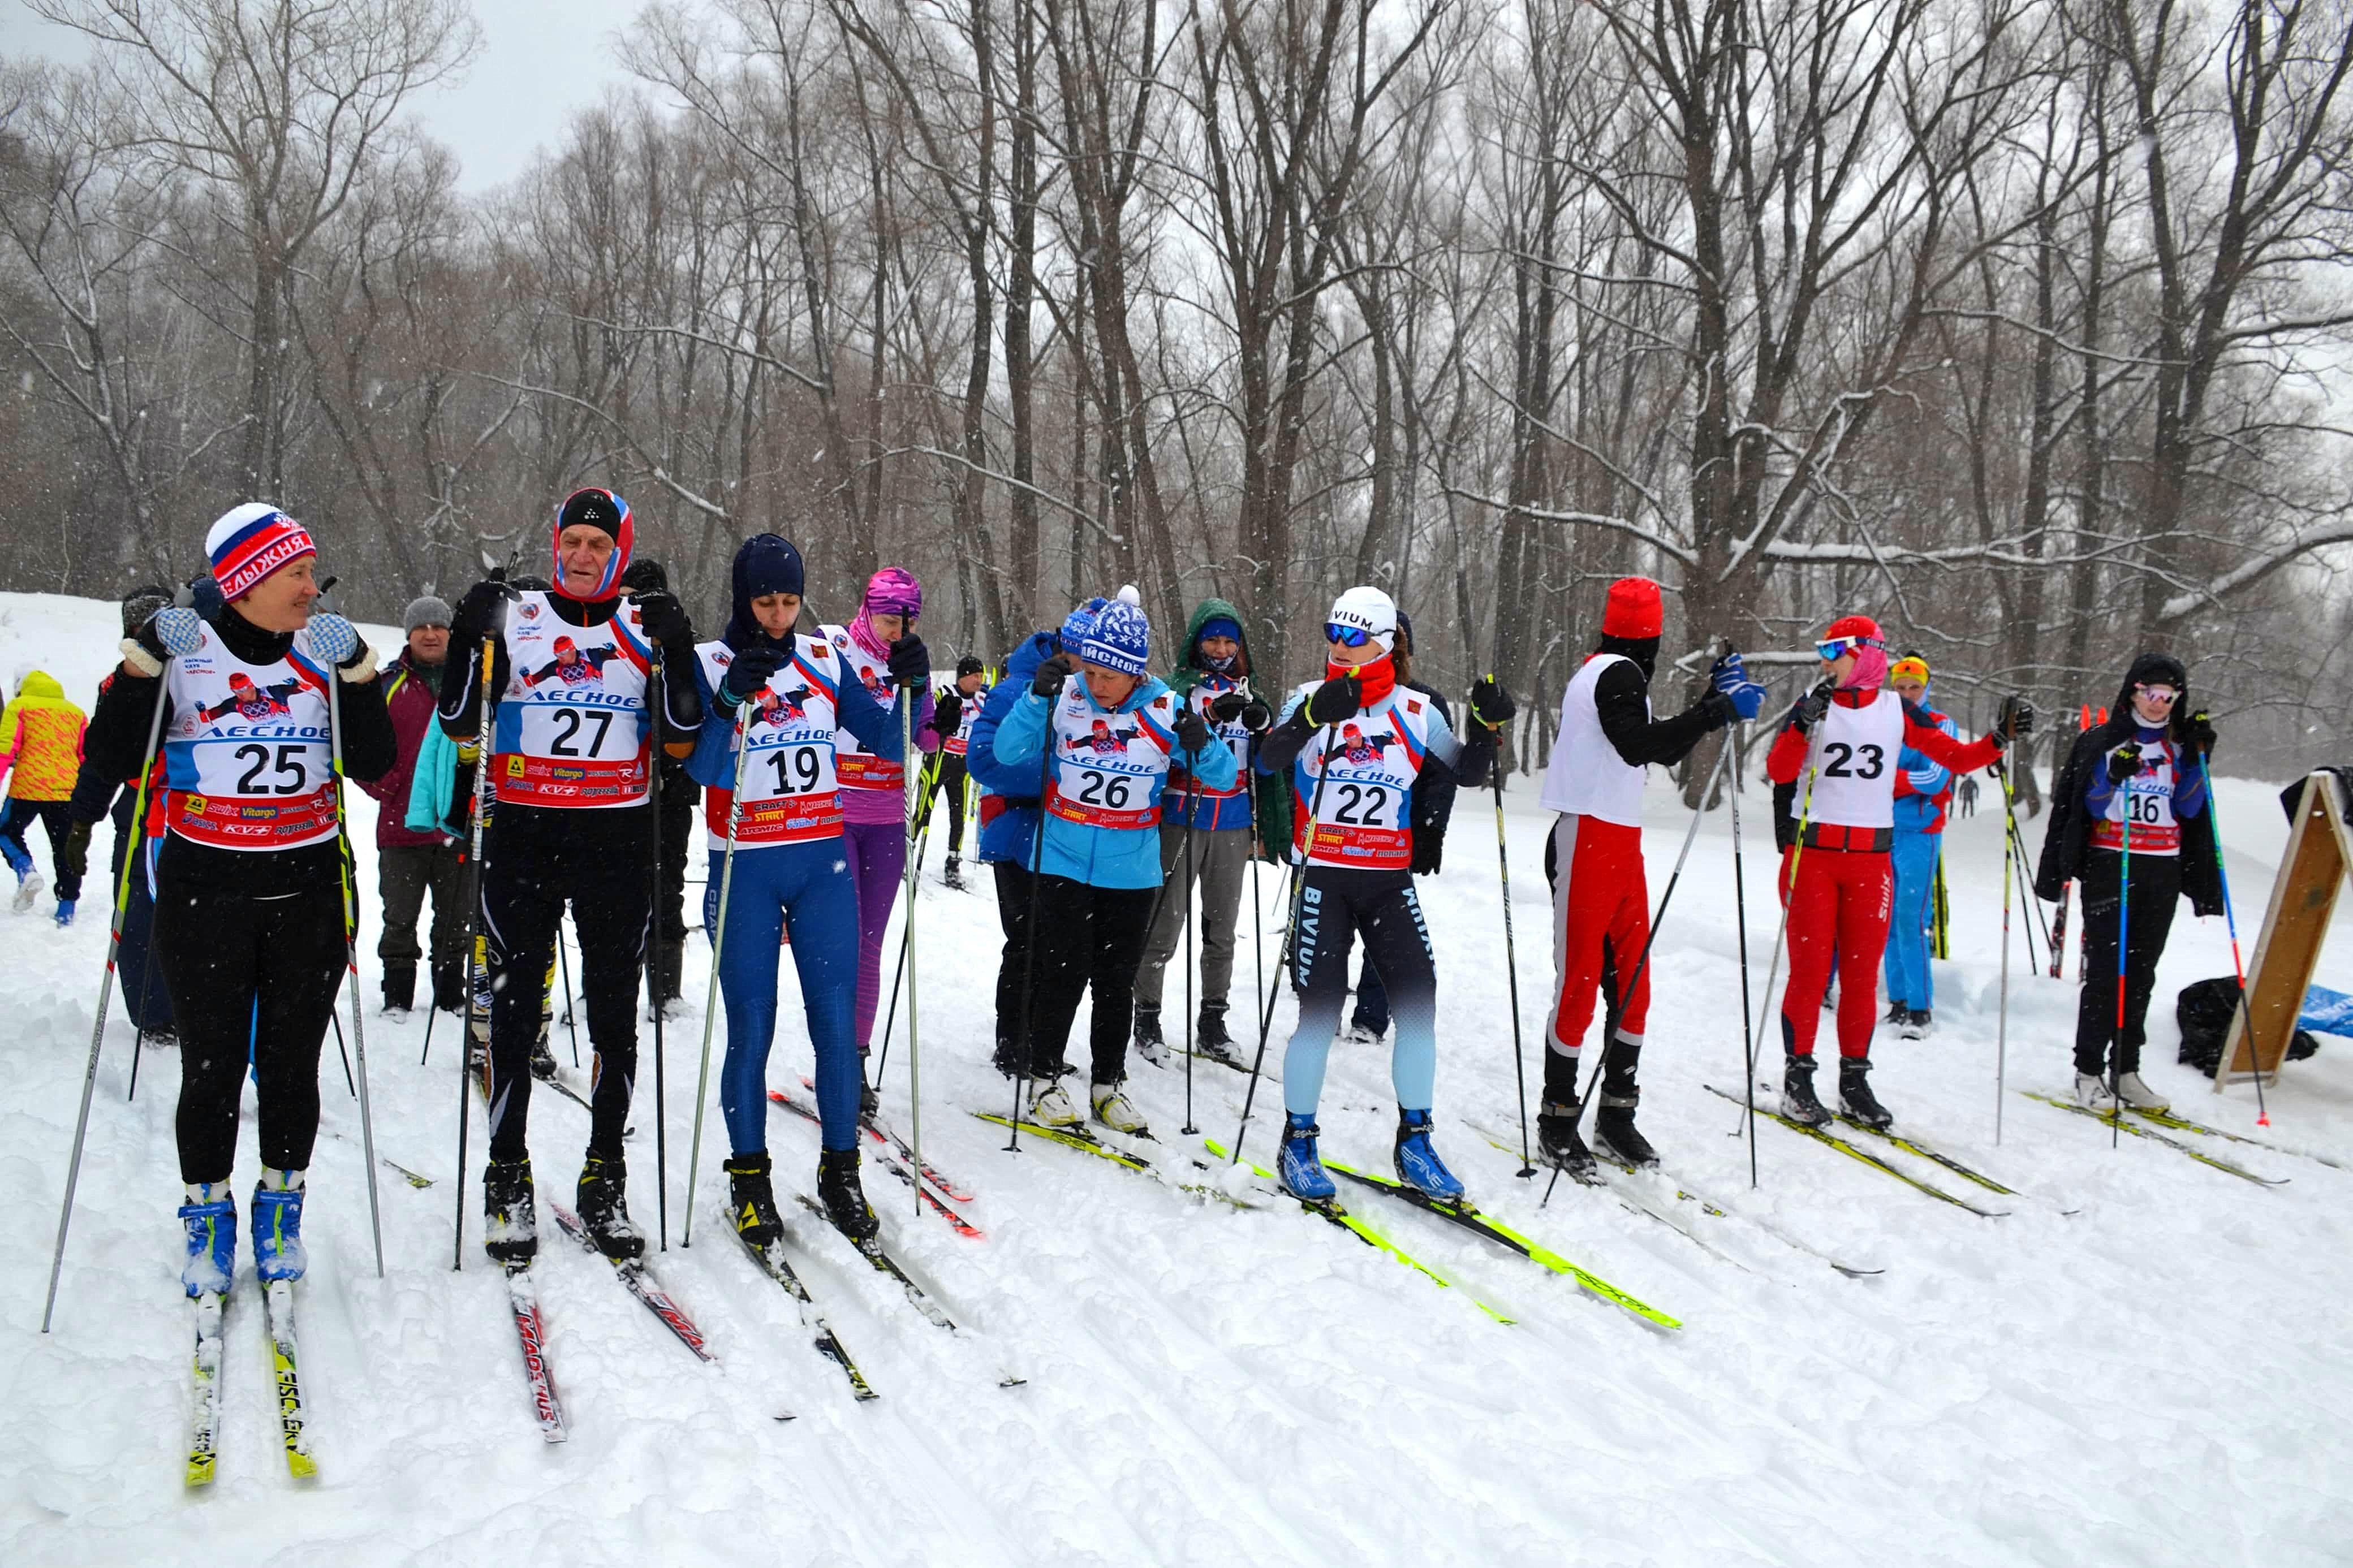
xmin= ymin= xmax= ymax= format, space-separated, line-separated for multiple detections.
xmin=2034 ymin=653 xmax=2221 ymax=1114
xmin=1765 ymin=616 xmax=2022 ymax=1129
xmin=1255 ymin=586 xmax=1500 ymax=1202
xmin=438 ymin=487 xmax=703 ymax=1262
xmin=1882 ymin=653 xmax=1956 ymax=1040
xmin=1536 ymin=576 xmax=1763 ymax=1175
xmin=80 ymin=503 xmax=393 ymax=1296
xmin=688 ymin=533 xmax=910 ymax=1244
xmin=992 ymin=599 xmax=1237 ymax=1133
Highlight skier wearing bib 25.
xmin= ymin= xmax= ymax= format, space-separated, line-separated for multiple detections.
xmin=1255 ymin=586 xmax=1500 ymax=1202
xmin=79 ymin=503 xmax=393 ymax=1296
xmin=2033 ymin=653 xmax=2221 ymax=1114
xmin=688 ymin=533 xmax=911 ymax=1243
xmin=1536 ymin=576 xmax=1764 ymax=1176
xmin=1765 ymin=616 xmax=2023 ymax=1128
xmin=438 ymin=487 xmax=704 ymax=1262
xmin=992 ymin=599 xmax=1237 ymax=1132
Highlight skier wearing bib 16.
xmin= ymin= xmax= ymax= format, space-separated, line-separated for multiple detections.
xmin=688 ymin=534 xmax=915 ymax=1244
xmin=991 ymin=599 xmax=1236 ymax=1132
xmin=1535 ymin=576 xmax=1765 ymax=1176
xmin=79 ymin=503 xmax=393 ymax=1296
xmin=438 ymin=487 xmax=704 ymax=1261
xmin=1255 ymin=586 xmax=1504 ymax=1201
xmin=2033 ymin=654 xmax=2221 ymax=1113
xmin=1765 ymin=615 xmax=2025 ymax=1128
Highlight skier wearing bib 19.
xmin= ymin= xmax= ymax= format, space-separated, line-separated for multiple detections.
xmin=1765 ymin=615 xmax=2024 ymax=1129
xmin=1255 ymin=586 xmax=1504 ymax=1201
xmin=79 ymin=503 xmax=394 ymax=1296
xmin=1535 ymin=577 xmax=1764 ymax=1176
xmin=819 ymin=569 xmax=937 ymax=1102
xmin=2033 ymin=654 xmax=2221 ymax=1113
xmin=438 ymin=487 xmax=704 ymax=1262
xmin=688 ymin=534 xmax=913 ymax=1244
xmin=992 ymin=599 xmax=1237 ymax=1132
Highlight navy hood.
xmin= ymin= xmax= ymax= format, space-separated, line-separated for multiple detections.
xmin=725 ymin=534 xmax=807 ymax=651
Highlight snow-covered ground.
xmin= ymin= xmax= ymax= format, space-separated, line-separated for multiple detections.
xmin=2 ymin=589 xmax=2348 ymax=1567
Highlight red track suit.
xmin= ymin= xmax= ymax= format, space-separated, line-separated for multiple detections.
xmin=1766 ymin=689 xmax=1997 ymax=1059
xmin=1537 ymin=647 xmax=1731 ymax=1108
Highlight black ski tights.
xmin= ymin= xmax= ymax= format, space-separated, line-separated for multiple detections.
xmin=2074 ymin=848 xmax=2180 ymax=1077
xmin=157 ymin=868 xmax=345 ymax=1185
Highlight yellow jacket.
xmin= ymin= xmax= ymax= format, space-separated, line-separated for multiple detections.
xmin=0 ymin=671 xmax=88 ymax=801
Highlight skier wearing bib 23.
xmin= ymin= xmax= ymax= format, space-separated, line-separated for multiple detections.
xmin=438 ymin=487 xmax=704 ymax=1262
xmin=1765 ymin=615 xmax=2024 ymax=1128
xmin=1255 ymin=586 xmax=1502 ymax=1202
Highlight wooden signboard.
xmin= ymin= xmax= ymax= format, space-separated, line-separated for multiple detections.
xmin=2218 ymin=772 xmax=2353 ymax=1087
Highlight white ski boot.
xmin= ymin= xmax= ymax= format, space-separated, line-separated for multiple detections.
xmin=1027 ymin=1081 xmax=1082 ymax=1128
xmin=2073 ymin=1073 xmax=2119 ymax=1113
xmin=1090 ymin=1081 xmax=1149 ymax=1135
xmin=2113 ymin=1072 xmax=2170 ymax=1113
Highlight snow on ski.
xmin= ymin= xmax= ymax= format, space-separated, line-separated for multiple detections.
xmin=770 ymin=1088 xmax=985 ymax=1238
xmin=2020 ymin=1092 xmax=2289 ymax=1186
xmin=1323 ymin=1157 xmax=1682 ymax=1333
xmin=503 ymin=1262 xmax=567 ymax=1442
xmin=974 ymin=1110 xmax=1249 ymax=1207
xmin=1830 ymin=1113 xmax=2019 ymax=1196
xmin=1704 ymin=1085 xmax=2010 ymax=1218
xmin=808 ymin=1077 xmax=976 ymax=1202
xmin=548 ymin=1203 xmax=716 ymax=1363
xmin=734 ymin=1232 xmax=880 ymax=1402
xmin=794 ymin=1195 xmax=958 ymax=1332
xmin=2124 ymin=1104 xmax=2345 ymax=1172
xmin=186 ymin=1290 xmax=227 ymax=1488
xmin=262 ymin=1280 xmax=318 ymax=1480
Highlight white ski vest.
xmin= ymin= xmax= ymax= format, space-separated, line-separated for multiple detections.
xmin=1044 ymin=676 xmax=1178 ymax=830
xmin=1539 ymin=653 xmax=1647 ymax=826
xmin=1169 ymin=674 xmax=1253 ymax=802
xmin=694 ymin=637 xmax=846 ymax=848
xmin=1803 ymin=690 xmax=1907 ymax=831
xmin=490 ymin=591 xmax=653 ymax=809
xmin=820 ymin=624 xmax=907 ymax=792
xmin=159 ymin=621 xmax=338 ymax=852
xmin=2094 ymin=738 xmax=2183 ymax=855
xmin=1287 ymin=681 xmax=1441 ymax=871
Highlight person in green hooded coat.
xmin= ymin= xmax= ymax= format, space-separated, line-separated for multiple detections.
xmin=1131 ymin=598 xmax=1288 ymax=1061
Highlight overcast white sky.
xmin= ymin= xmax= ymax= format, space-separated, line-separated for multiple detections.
xmin=2 ymin=0 xmax=648 ymax=191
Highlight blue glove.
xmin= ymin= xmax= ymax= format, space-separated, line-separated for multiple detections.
xmin=307 ymin=612 xmax=361 ymax=667
xmin=1710 ymin=650 xmax=1767 ymax=722
xmin=150 ymin=607 xmax=206 ymax=658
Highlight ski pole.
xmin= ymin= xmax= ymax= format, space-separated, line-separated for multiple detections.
xmin=128 ymin=841 xmax=159 ymax=1104
xmin=648 ymin=643 xmax=674 ymax=1250
xmin=1485 ymin=672 xmax=1535 ymax=1178
xmin=1233 ymin=722 xmax=1339 ymax=1168
xmin=1746 ymin=716 xmax=1825 ymax=1081
xmin=1727 ymin=722 xmax=1760 ymax=1187
xmin=2196 ymin=745 xmax=2267 ymax=1124
xmin=872 ymin=746 xmax=942 ymax=1088
xmin=558 ymin=916 xmax=581 ymax=1069
xmin=899 ymin=677 xmax=924 ymax=1215
xmin=1180 ymin=771 xmax=1200 ymax=1137
xmin=2113 ymin=773 xmax=2132 ymax=1151
xmin=453 ymin=626 xmax=499 ymax=1270
xmin=2049 ymin=880 xmax=2071 ymax=980
xmin=1995 ymin=744 xmax=2018 ymax=1145
xmin=682 ymin=709 xmax=754 ymax=1248
xmin=44 ymin=652 xmax=171 ymax=1333
xmin=329 ymin=1008 xmax=356 ymax=1098
xmin=327 ymin=662 xmax=387 ymax=1278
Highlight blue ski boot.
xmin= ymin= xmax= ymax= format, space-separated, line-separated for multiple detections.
xmin=251 ymin=1169 xmax=307 ymax=1282
xmin=1393 ymin=1109 xmax=1466 ymax=1202
xmin=53 ymin=899 xmax=75 ymax=927
xmin=179 ymin=1183 xmax=236 ymax=1297
xmin=1277 ymin=1113 xmax=1336 ymax=1202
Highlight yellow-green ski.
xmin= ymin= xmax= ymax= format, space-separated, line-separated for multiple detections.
xmin=186 ymin=1290 xmax=226 ymax=1488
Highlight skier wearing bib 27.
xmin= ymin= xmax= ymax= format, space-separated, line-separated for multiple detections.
xmin=992 ymin=599 xmax=1237 ymax=1132
xmin=2033 ymin=653 xmax=2221 ymax=1114
xmin=1255 ymin=586 xmax=1502 ymax=1201
xmin=1536 ymin=576 xmax=1765 ymax=1175
xmin=80 ymin=504 xmax=393 ymax=1295
xmin=688 ymin=533 xmax=913 ymax=1244
xmin=1765 ymin=616 xmax=2023 ymax=1128
xmin=438 ymin=487 xmax=704 ymax=1262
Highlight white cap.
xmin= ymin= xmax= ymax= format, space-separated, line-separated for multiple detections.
xmin=1115 ymin=583 xmax=1143 ymax=607
xmin=1328 ymin=585 xmax=1397 ymax=651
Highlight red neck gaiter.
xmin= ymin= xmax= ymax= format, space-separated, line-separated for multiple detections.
xmin=1330 ymin=653 xmax=1397 ymax=706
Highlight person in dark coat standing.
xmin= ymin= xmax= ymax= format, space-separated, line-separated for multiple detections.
xmin=356 ymin=596 xmax=466 ymax=1014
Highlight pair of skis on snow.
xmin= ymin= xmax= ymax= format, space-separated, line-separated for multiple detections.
xmin=185 ymin=1280 xmax=316 ymax=1487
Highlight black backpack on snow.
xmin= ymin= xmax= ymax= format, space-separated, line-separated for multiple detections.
xmin=2175 ymin=976 xmax=2321 ymax=1073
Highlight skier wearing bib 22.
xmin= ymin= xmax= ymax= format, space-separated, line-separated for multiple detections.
xmin=1765 ymin=616 xmax=2023 ymax=1128
xmin=79 ymin=504 xmax=393 ymax=1296
xmin=992 ymin=599 xmax=1236 ymax=1132
xmin=438 ymin=487 xmax=704 ymax=1262
xmin=1256 ymin=586 xmax=1503 ymax=1202
xmin=689 ymin=533 xmax=913 ymax=1245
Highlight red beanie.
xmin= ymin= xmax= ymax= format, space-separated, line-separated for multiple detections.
xmin=1602 ymin=577 xmax=1664 ymax=640
xmin=1822 ymin=614 xmax=1884 ymax=645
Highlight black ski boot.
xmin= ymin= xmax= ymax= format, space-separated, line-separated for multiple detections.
xmin=432 ymin=958 xmax=466 ymax=1013
xmin=1839 ymin=1057 xmax=1894 ymax=1130
xmin=1781 ymin=1054 xmax=1831 ymax=1127
xmin=482 ymin=1157 xmax=537 ymax=1264
xmin=382 ymin=963 xmax=415 ymax=1015
xmin=575 ymin=1155 xmax=645 ymax=1259
xmin=859 ymin=1078 xmax=881 ymax=1123
xmin=1593 ymin=1094 xmax=1658 ymax=1168
xmin=943 ymin=853 xmax=966 ymax=891
xmin=725 ymin=1152 xmax=785 ymax=1249
xmin=1535 ymin=1099 xmax=1598 ymax=1179
xmin=529 ymin=1036 xmax=558 ymax=1081
xmin=816 ymin=1147 xmax=878 ymax=1243
xmin=1131 ymin=1004 xmax=1167 ymax=1066
xmin=1196 ymin=1006 xmax=1240 ymax=1062
xmin=1882 ymin=999 xmax=1908 ymax=1027
xmin=992 ymin=1036 xmax=1024 ymax=1078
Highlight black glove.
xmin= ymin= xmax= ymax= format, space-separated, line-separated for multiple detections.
xmin=1173 ymin=710 xmax=1212 ymax=754
xmin=2106 ymin=742 xmax=2143 ymax=784
xmin=1996 ymin=693 xmax=2035 ymax=739
xmin=453 ymin=577 xmax=511 ymax=645
xmin=1240 ymin=698 xmax=1273 ymax=733
xmin=61 ymin=820 xmax=92 ymax=879
xmin=1796 ymin=681 xmax=1833 ymax=729
xmin=1303 ymin=675 xmax=1361 ymax=727
xmin=721 ymin=643 xmax=785 ymax=703
xmin=1208 ymin=691 xmax=1248 ymax=723
xmin=931 ymin=691 xmax=964 ymax=736
xmin=2182 ymin=709 xmax=2217 ymax=757
xmin=634 ymin=590 xmax=693 ymax=650
xmin=132 ymin=611 xmax=170 ymax=667
xmin=886 ymin=634 xmax=929 ymax=689
xmin=1468 ymin=676 xmax=1515 ymax=730
xmin=1410 ymin=831 xmax=1443 ymax=876
xmin=1031 ymin=653 xmax=1076 ymax=697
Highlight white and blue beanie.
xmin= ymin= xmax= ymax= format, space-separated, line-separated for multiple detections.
xmin=1080 ymin=600 xmax=1152 ymax=677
